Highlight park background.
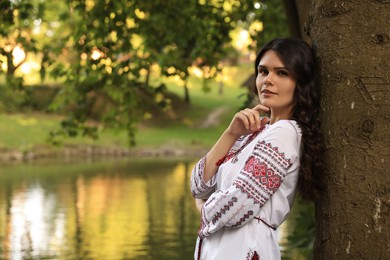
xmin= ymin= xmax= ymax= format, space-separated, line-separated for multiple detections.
xmin=0 ymin=0 xmax=314 ymax=259
xmin=1 ymin=0 xmax=389 ymax=259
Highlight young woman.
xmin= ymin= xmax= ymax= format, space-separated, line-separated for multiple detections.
xmin=190 ymin=37 xmax=324 ymax=259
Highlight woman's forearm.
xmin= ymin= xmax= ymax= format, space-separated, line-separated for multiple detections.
xmin=203 ymin=130 xmax=239 ymax=183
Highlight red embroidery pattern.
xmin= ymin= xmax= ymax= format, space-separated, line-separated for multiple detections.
xmin=246 ymin=250 xmax=262 ymax=260
xmin=211 ymin=197 xmax=238 ymax=224
xmin=244 ymin=156 xmax=281 ymax=190
xmin=191 ymin=156 xmax=210 ymax=196
xmin=234 ymin=140 xmax=292 ymax=205
xmin=231 ymin=210 xmax=254 ymax=228
xmin=199 ymin=195 xmax=238 ymax=238
xmin=195 ymin=130 xmax=296 ymax=238
xmin=220 ymin=127 xmax=266 ymax=166
xmin=234 ymin=175 xmax=266 ymax=204
xmin=257 ymin=140 xmax=291 ymax=169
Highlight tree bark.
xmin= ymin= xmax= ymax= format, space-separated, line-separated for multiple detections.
xmin=184 ymin=80 xmax=190 ymax=104
xmin=282 ymin=0 xmax=301 ymax=38
xmin=282 ymin=0 xmax=312 ymax=42
xmin=308 ymin=0 xmax=390 ymax=259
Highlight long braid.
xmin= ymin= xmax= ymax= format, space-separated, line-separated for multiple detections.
xmin=292 ymin=78 xmax=325 ymax=200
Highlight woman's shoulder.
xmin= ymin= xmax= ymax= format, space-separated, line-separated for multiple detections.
xmin=267 ymin=120 xmax=301 ymax=137
xmin=260 ymin=120 xmax=302 ymax=155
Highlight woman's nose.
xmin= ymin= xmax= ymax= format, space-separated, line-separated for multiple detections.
xmin=263 ymin=73 xmax=273 ymax=86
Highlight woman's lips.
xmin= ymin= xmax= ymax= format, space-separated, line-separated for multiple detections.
xmin=261 ymin=89 xmax=277 ymax=95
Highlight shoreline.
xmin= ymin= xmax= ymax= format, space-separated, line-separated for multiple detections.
xmin=0 ymin=144 xmax=208 ymax=162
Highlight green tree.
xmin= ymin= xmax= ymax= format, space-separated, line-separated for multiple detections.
xmin=135 ymin=0 xmax=262 ymax=103
xmin=255 ymin=0 xmax=289 ymax=46
xmin=240 ymin=0 xmax=290 ymax=108
xmin=47 ymin=0 xmax=145 ymax=145
xmin=0 ymin=0 xmax=43 ymax=111
xmin=1 ymin=0 xmax=284 ymax=145
xmin=47 ymin=0 xmax=265 ymax=145
xmin=0 ymin=0 xmax=39 ymax=85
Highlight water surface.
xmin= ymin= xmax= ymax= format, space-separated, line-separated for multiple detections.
xmin=0 ymin=158 xmax=313 ymax=259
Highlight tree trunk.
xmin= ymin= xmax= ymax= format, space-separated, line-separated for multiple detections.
xmin=145 ymin=65 xmax=151 ymax=87
xmin=282 ymin=0 xmax=312 ymax=42
xmin=308 ymin=0 xmax=390 ymax=259
xmin=184 ymin=80 xmax=190 ymax=104
xmin=5 ymin=51 xmax=15 ymax=76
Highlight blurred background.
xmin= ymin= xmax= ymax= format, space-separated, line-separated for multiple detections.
xmin=0 ymin=0 xmax=314 ymax=259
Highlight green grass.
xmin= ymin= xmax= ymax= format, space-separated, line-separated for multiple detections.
xmin=0 ymin=63 xmax=253 ymax=152
xmin=0 ymin=113 xmax=59 ymax=148
xmin=134 ymin=63 xmax=251 ymax=148
xmin=0 ymin=113 xmax=128 ymax=148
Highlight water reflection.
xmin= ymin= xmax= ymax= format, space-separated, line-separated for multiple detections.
xmin=0 ymin=158 xmax=313 ymax=260
xmin=0 ymin=159 xmax=199 ymax=259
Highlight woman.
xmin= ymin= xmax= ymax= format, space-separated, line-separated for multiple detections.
xmin=190 ymin=37 xmax=324 ymax=259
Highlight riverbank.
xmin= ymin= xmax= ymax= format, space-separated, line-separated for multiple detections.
xmin=0 ymin=143 xmax=209 ymax=162
xmin=0 ymin=103 xmax=237 ymax=162
xmin=0 ymin=103 xmax=233 ymax=163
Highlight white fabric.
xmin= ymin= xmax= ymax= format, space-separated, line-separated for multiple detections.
xmin=190 ymin=120 xmax=302 ymax=260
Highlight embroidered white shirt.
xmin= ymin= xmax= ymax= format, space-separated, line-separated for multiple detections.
xmin=190 ymin=120 xmax=302 ymax=260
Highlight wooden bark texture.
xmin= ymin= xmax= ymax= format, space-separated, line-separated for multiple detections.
xmin=308 ymin=0 xmax=390 ymax=259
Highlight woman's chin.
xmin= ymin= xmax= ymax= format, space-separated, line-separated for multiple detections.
xmin=260 ymin=101 xmax=271 ymax=108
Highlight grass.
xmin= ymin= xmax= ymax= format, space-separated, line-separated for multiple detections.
xmin=135 ymin=63 xmax=251 ymax=148
xmin=0 ymin=113 xmax=59 ymax=148
xmin=0 ymin=62 xmax=253 ymax=152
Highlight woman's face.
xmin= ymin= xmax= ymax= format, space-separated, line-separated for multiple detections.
xmin=256 ymin=50 xmax=297 ymax=118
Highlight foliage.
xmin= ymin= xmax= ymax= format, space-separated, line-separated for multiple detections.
xmin=241 ymin=0 xmax=290 ymax=108
xmin=0 ymin=0 xmax=40 ymax=110
xmin=134 ymin=0 xmax=258 ymax=102
xmin=0 ymin=0 xmax=38 ymax=78
xmin=0 ymin=63 xmax=249 ymax=150
xmin=282 ymin=198 xmax=316 ymax=259
xmin=0 ymin=0 xmax=289 ymax=146
xmin=251 ymin=0 xmax=289 ymax=50
xmin=45 ymin=1 xmax=143 ymax=146
xmin=44 ymin=0 xmax=266 ymax=146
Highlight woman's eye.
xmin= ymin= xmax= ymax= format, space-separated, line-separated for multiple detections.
xmin=277 ymin=70 xmax=288 ymax=76
xmin=258 ymin=68 xmax=268 ymax=75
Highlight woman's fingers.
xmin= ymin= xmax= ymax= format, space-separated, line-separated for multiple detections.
xmin=245 ymin=108 xmax=261 ymax=129
xmin=243 ymin=109 xmax=256 ymax=129
xmin=230 ymin=104 xmax=270 ymax=136
xmin=253 ymin=104 xmax=270 ymax=127
xmin=237 ymin=111 xmax=250 ymax=130
xmin=239 ymin=109 xmax=259 ymax=130
xmin=261 ymin=116 xmax=270 ymax=126
xmin=252 ymin=104 xmax=270 ymax=113
xmin=240 ymin=105 xmax=270 ymax=130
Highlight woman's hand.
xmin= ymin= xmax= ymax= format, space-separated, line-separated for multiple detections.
xmin=226 ymin=104 xmax=270 ymax=137
xmin=201 ymin=104 xmax=270 ymax=183
xmin=195 ymin=199 xmax=206 ymax=213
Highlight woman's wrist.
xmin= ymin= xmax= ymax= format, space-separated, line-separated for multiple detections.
xmin=223 ymin=128 xmax=242 ymax=140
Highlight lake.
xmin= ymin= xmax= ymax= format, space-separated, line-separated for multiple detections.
xmin=0 ymin=158 xmax=313 ymax=259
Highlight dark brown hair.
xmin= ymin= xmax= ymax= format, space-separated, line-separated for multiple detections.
xmin=254 ymin=37 xmax=325 ymax=200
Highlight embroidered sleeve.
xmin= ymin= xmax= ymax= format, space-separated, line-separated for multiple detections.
xmin=190 ymin=156 xmax=217 ymax=199
xmin=198 ymin=126 xmax=300 ymax=238
xmin=190 ymin=135 xmax=251 ymax=199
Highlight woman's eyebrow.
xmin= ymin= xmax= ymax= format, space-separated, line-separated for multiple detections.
xmin=258 ymin=64 xmax=288 ymax=70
